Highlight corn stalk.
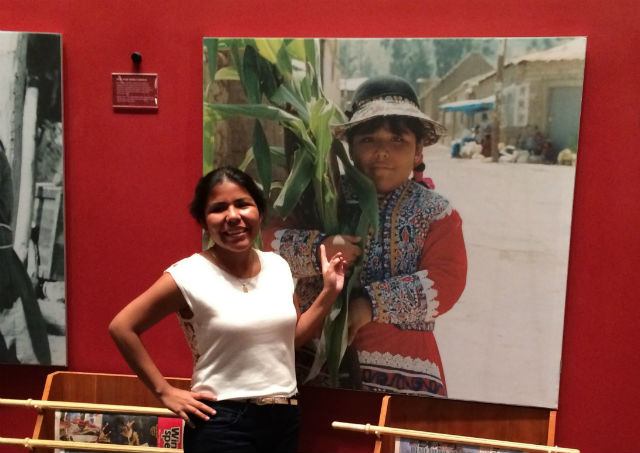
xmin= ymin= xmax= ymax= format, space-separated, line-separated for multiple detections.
xmin=203 ymin=38 xmax=378 ymax=385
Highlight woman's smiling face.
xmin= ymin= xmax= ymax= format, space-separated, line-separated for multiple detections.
xmin=204 ymin=179 xmax=261 ymax=253
xmin=350 ymin=120 xmax=421 ymax=194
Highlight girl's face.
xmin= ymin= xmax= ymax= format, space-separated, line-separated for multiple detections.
xmin=350 ymin=123 xmax=421 ymax=194
xmin=204 ymin=179 xmax=261 ymax=254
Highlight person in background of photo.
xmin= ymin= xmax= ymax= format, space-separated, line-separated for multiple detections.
xmin=266 ymin=76 xmax=467 ymax=397
xmin=0 ymin=138 xmax=51 ymax=364
xmin=478 ymin=112 xmax=492 ymax=157
xmin=0 ymin=139 xmax=17 ymax=362
xmin=109 ymin=166 xmax=346 ymax=453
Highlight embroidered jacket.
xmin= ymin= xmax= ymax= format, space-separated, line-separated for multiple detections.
xmin=270 ymin=180 xmax=467 ymax=332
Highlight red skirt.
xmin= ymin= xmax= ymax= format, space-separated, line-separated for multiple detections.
xmin=353 ymin=322 xmax=447 ymax=396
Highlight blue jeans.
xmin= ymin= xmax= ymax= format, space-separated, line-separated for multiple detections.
xmin=183 ymin=400 xmax=300 ymax=453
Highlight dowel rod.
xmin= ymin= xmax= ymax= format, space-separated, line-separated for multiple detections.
xmin=0 ymin=437 xmax=182 ymax=453
xmin=0 ymin=398 xmax=175 ymax=416
xmin=332 ymin=421 xmax=579 ymax=453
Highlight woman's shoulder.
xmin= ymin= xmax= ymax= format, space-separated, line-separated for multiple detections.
xmin=257 ymin=248 xmax=288 ymax=266
xmin=166 ymin=252 xmax=208 ymax=273
xmin=257 ymin=249 xmax=293 ymax=274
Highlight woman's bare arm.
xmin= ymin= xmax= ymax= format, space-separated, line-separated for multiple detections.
xmin=108 ymin=273 xmax=216 ymax=425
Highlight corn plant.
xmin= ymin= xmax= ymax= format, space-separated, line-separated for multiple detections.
xmin=203 ymin=38 xmax=378 ymax=385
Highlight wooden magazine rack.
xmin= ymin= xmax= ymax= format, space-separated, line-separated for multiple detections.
xmin=373 ymin=394 xmax=556 ymax=453
xmin=31 ymin=371 xmax=190 ymax=452
xmin=25 ymin=371 xmax=557 ymax=453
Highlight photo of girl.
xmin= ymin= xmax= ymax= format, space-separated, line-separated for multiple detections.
xmin=203 ymin=37 xmax=584 ymax=408
xmin=264 ymin=75 xmax=467 ymax=397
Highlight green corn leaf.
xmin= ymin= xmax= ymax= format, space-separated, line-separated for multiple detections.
xmin=216 ymin=38 xmax=237 ymax=51
xmin=229 ymin=40 xmax=244 ymax=86
xmin=276 ymin=43 xmax=293 ymax=78
xmin=320 ymin=208 xmax=369 ymax=384
xmin=309 ymin=100 xmax=334 ymax=167
xmin=286 ymin=39 xmax=306 ymax=61
xmin=304 ymin=40 xmax=320 ymax=98
xmin=203 ymin=103 xmax=225 ymax=122
xmin=252 ymin=120 xmax=272 ymax=198
xmin=256 ymin=55 xmax=278 ymax=98
xmin=331 ymin=102 xmax=348 ymax=124
xmin=334 ymin=140 xmax=379 ymax=235
xmin=206 ymin=102 xmax=313 ymax=145
xmin=270 ymin=146 xmax=286 ymax=168
xmin=203 ymin=38 xmax=218 ymax=87
xmin=303 ymin=39 xmax=317 ymax=72
xmin=242 ymin=45 xmax=262 ymax=104
xmin=239 ymin=146 xmax=286 ymax=171
xmin=214 ymin=66 xmax=239 ymax=81
xmin=320 ymin=179 xmax=339 ymax=233
xmin=202 ymin=134 xmax=214 ymax=174
xmin=273 ymin=148 xmax=314 ymax=218
xmin=323 ymin=292 xmax=349 ymax=385
xmin=281 ymin=117 xmax=314 ymax=146
xmin=205 ymin=102 xmax=299 ymax=123
xmin=238 ymin=148 xmax=252 ymax=171
xmin=300 ymin=75 xmax=313 ymax=101
xmin=254 ymin=38 xmax=283 ymax=64
xmin=270 ymin=84 xmax=310 ymax=125
xmin=203 ymin=105 xmax=215 ymax=174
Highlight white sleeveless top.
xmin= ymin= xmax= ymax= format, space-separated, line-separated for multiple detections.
xmin=165 ymin=249 xmax=298 ymax=401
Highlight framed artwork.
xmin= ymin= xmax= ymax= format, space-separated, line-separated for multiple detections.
xmin=0 ymin=31 xmax=65 ymax=365
xmin=202 ymin=37 xmax=585 ymax=408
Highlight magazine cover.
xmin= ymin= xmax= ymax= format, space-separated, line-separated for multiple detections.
xmin=54 ymin=410 xmax=184 ymax=450
xmin=395 ymin=437 xmax=522 ymax=453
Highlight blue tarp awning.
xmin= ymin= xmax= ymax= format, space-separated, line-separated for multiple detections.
xmin=438 ymin=95 xmax=495 ymax=115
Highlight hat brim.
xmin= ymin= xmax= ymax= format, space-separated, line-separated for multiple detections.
xmin=331 ymin=99 xmax=446 ymax=146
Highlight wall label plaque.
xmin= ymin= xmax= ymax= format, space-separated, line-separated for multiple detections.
xmin=112 ymin=73 xmax=158 ymax=111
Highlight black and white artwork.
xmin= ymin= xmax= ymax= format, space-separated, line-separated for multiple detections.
xmin=0 ymin=31 xmax=65 ymax=365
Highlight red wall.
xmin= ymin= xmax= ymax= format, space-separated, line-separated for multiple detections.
xmin=1 ymin=1 xmax=639 ymax=452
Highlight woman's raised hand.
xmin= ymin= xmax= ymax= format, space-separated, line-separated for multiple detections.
xmin=319 ymin=244 xmax=347 ymax=297
xmin=158 ymin=385 xmax=217 ymax=427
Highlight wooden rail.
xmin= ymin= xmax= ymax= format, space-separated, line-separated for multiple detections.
xmin=0 ymin=398 xmax=175 ymax=416
xmin=332 ymin=421 xmax=579 ymax=453
xmin=0 ymin=437 xmax=182 ymax=453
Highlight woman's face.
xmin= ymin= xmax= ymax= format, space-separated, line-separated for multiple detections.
xmin=350 ymin=123 xmax=421 ymax=194
xmin=204 ymin=179 xmax=261 ymax=254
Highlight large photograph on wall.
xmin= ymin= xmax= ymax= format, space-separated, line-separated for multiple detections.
xmin=202 ymin=37 xmax=585 ymax=408
xmin=1 ymin=31 xmax=65 ymax=365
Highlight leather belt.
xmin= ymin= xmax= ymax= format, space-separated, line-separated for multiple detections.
xmin=247 ymin=396 xmax=298 ymax=406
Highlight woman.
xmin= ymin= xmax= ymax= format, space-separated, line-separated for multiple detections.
xmin=109 ymin=166 xmax=346 ymax=453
